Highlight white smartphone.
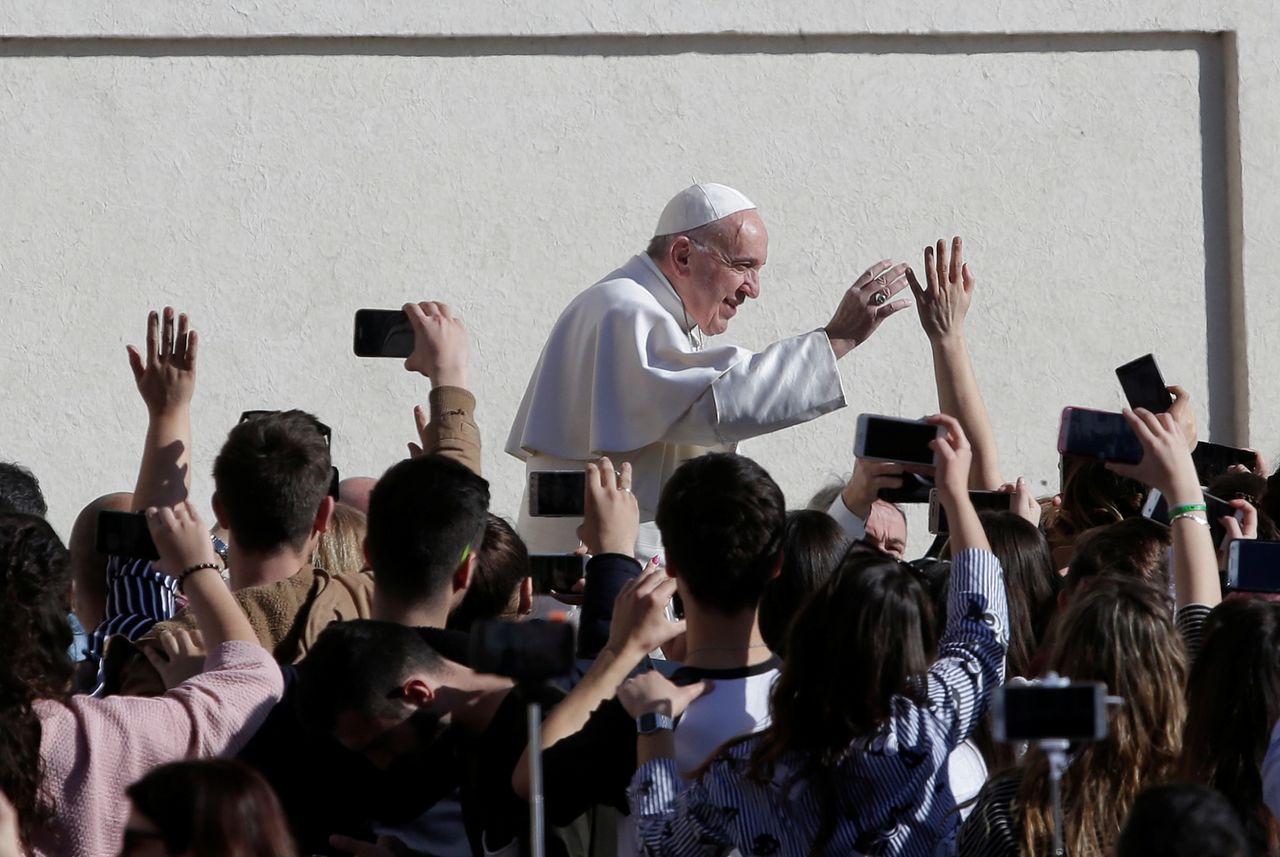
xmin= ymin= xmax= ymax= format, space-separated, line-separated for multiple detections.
xmin=853 ymin=414 xmax=941 ymax=468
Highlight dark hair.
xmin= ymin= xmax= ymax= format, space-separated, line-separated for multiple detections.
xmin=447 ymin=515 xmax=530 ymax=631
xmin=212 ymin=411 xmax=332 ymax=553
xmin=1047 ymin=457 xmax=1145 ymax=545
xmin=365 ymin=455 xmax=490 ymax=607
xmin=758 ymin=511 xmax=848 ymax=656
xmin=1066 ymin=517 xmax=1171 ymax=594
xmin=125 ymin=759 xmax=299 ymax=857
xmin=1180 ymin=599 xmax=1280 ymax=853
xmin=295 ymin=620 xmax=444 ymax=736
xmin=1264 ymin=466 xmax=1280 ymax=535
xmin=979 ymin=511 xmax=1059 ymax=679
xmin=1209 ymin=470 xmax=1279 ymax=541
xmin=0 ymin=514 xmax=73 ymax=850
xmin=1116 ymin=784 xmax=1248 ymax=857
xmin=904 ymin=556 xmax=951 ymax=637
xmin=655 ymin=453 xmax=784 ymax=615
xmin=741 ymin=551 xmax=935 ymax=852
xmin=0 ymin=463 xmax=47 ymax=518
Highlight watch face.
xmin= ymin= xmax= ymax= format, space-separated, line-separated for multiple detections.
xmin=638 ymin=712 xmax=674 ymax=734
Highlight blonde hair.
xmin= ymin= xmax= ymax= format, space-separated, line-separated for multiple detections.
xmin=1017 ymin=576 xmax=1187 ymax=856
xmin=310 ymin=502 xmax=368 ymax=576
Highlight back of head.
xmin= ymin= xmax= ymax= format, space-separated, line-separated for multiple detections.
xmin=0 ymin=462 xmax=46 ymax=518
xmin=366 ymin=455 xmax=490 ymax=608
xmin=1067 ymin=517 xmax=1171 ymax=594
xmin=310 ymin=502 xmax=368 ymax=576
xmin=1019 ymin=576 xmax=1187 ymax=856
xmin=758 ymin=510 xmax=848 ymax=655
xmin=68 ymin=492 xmax=133 ymax=632
xmin=213 ymin=410 xmax=332 ymax=553
xmin=1181 ymin=599 xmax=1280 ymax=847
xmin=1116 ymin=784 xmax=1248 ymax=857
xmin=655 ymin=453 xmax=784 ymax=615
xmin=1048 ymin=457 xmax=1145 ymax=544
xmin=126 ymin=759 xmax=298 ymax=857
xmin=1210 ymin=470 xmax=1278 ymax=540
xmin=295 ymin=619 xmax=444 ymax=736
xmin=447 ymin=514 xmax=530 ymax=631
xmin=0 ymin=513 xmax=74 ymax=849
xmin=980 ymin=511 xmax=1059 ymax=678
xmin=755 ymin=551 xmax=934 ymax=774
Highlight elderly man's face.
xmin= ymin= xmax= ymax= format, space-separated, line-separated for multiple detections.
xmin=681 ymin=210 xmax=769 ymax=336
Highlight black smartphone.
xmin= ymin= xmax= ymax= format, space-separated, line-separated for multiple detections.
xmin=993 ymin=682 xmax=1109 ymax=742
xmin=853 ymin=414 xmax=941 ymax=468
xmin=1192 ymin=441 xmax=1256 ymax=483
xmin=469 ymin=619 xmax=576 ymax=683
xmin=927 ymin=489 xmax=1013 ymax=534
xmin=353 ymin=309 xmax=414 ymax=358
xmin=1115 ymin=354 xmax=1174 ymax=414
xmin=329 ymin=466 xmax=340 ymax=501
xmin=1142 ymin=489 xmax=1241 ymax=547
xmin=529 ymin=553 xmax=587 ymax=593
xmin=1227 ymin=541 xmax=1280 ymax=593
xmin=878 ymin=472 xmax=934 ymax=504
xmin=239 ymin=410 xmax=332 ymax=448
xmin=1057 ymin=407 xmax=1143 ymax=464
xmin=95 ymin=510 xmax=160 ymax=561
xmin=528 ymin=471 xmax=587 ymax=517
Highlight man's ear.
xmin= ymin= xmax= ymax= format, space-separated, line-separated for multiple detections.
xmin=517 ymin=576 xmax=534 ymax=616
xmin=313 ymin=496 xmax=336 ymax=535
xmin=768 ymin=552 xmax=784 ymax=581
xmin=211 ymin=492 xmax=230 ymax=529
xmin=671 ymin=236 xmax=694 ymax=274
xmin=401 ymin=677 xmax=435 ymax=709
xmin=453 ymin=552 xmax=477 ymax=594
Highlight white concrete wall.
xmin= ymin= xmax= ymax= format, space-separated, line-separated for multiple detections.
xmin=1 ymin=3 xmax=1277 ymax=556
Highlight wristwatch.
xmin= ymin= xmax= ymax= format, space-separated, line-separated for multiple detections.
xmin=636 ymin=711 xmax=675 ymax=735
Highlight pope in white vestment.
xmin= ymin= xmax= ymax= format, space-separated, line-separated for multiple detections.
xmin=506 ymin=183 xmax=909 ymax=559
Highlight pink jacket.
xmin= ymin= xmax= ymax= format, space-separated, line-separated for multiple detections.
xmin=33 ymin=640 xmax=284 ymax=857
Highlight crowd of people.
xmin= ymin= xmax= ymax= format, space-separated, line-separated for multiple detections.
xmin=3 ymin=185 xmax=1280 ymax=857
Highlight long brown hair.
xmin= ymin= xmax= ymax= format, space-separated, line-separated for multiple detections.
xmin=1017 ymin=576 xmax=1187 ymax=856
xmin=126 ymin=759 xmax=299 ymax=857
xmin=1180 ymin=599 xmax=1280 ymax=853
xmin=0 ymin=513 xmax=73 ymax=851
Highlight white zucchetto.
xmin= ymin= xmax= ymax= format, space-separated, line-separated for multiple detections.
xmin=653 ymin=183 xmax=757 ymax=237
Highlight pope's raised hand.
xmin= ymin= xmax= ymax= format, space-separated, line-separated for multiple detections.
xmin=824 ymin=260 xmax=913 ymax=358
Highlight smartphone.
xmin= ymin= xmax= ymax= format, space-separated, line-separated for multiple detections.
xmin=529 ymin=553 xmax=587 ymax=594
xmin=469 ymin=619 xmax=576 ymax=683
xmin=993 ymin=682 xmax=1109 ymax=742
xmin=854 ymin=415 xmax=941 ymax=468
xmin=239 ymin=410 xmax=333 ymax=448
xmin=1142 ymin=489 xmax=1241 ymax=546
xmin=1115 ymin=354 xmax=1174 ymax=414
xmin=527 ymin=471 xmax=587 ymax=518
xmin=353 ymin=309 xmax=414 ymax=358
xmin=878 ymin=472 xmax=934 ymax=504
xmin=1227 ymin=541 xmax=1280 ymax=593
xmin=329 ymin=466 xmax=341 ymax=501
xmin=95 ymin=510 xmax=160 ymax=561
xmin=1057 ymin=407 xmax=1144 ymax=464
xmin=1192 ymin=441 xmax=1256 ymax=483
xmin=928 ymin=489 xmax=1013 ymax=534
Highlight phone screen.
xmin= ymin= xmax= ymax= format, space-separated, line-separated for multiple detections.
xmin=858 ymin=417 xmax=939 ymax=466
xmin=528 ymin=471 xmax=587 ymax=517
xmin=1192 ymin=442 xmax=1256 ymax=483
xmin=353 ymin=309 xmax=414 ymax=358
xmin=1228 ymin=541 xmax=1280 ymax=593
xmin=996 ymin=683 xmax=1107 ymax=741
xmin=1115 ymin=354 xmax=1173 ymax=414
xmin=1059 ymin=408 xmax=1143 ymax=464
xmin=529 ymin=554 xmax=586 ymax=593
xmin=95 ymin=510 xmax=160 ymax=561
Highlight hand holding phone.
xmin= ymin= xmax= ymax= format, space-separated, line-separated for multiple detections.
xmin=529 ymin=554 xmax=588 ymax=594
xmin=1226 ymin=540 xmax=1280 ymax=593
xmin=1115 ymin=354 xmax=1174 ymax=414
xmin=993 ymin=681 xmax=1109 ymax=742
xmin=853 ymin=414 xmax=942 ymax=470
xmin=576 ymin=458 xmax=638 ymax=556
xmin=96 ymin=510 xmax=160 ymax=561
xmin=528 ymin=471 xmax=587 ymax=518
xmin=1102 ymin=409 xmax=1199 ymax=500
xmin=402 ymin=302 xmax=470 ymax=388
xmin=353 ymin=309 xmax=414 ymax=358
xmin=841 ymin=459 xmax=907 ymax=518
xmin=1057 ymin=407 xmax=1144 ymax=465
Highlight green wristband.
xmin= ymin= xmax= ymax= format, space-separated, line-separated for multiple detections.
xmin=1168 ymin=502 xmax=1208 ymax=518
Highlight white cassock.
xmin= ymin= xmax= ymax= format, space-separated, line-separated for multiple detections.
xmin=506 ymin=252 xmax=847 ymax=560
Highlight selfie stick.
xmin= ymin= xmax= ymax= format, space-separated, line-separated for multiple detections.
xmin=1039 ymin=737 xmax=1070 ymax=857
xmin=528 ymin=697 xmax=546 ymax=857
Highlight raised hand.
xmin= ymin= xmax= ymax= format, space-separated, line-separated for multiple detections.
xmin=928 ymin=413 xmax=974 ymax=504
xmin=403 ymin=301 xmax=469 ymax=388
xmin=823 ymin=260 xmax=913 ymax=358
xmin=126 ymin=307 xmax=198 ymax=416
xmin=605 ymin=562 xmax=685 ymax=660
xmin=909 ymin=237 xmax=974 ymax=344
xmin=145 ymin=500 xmax=220 ymax=578
xmin=576 ymin=458 xmax=639 ymax=557
xmin=999 ymin=477 xmax=1042 ymax=527
xmin=617 ymin=670 xmax=713 ymax=720
xmin=1167 ymin=385 xmax=1197 ymax=451
xmin=1106 ymin=409 xmax=1200 ymax=502
xmin=840 ymin=459 xmax=905 ymax=519
xmin=142 ymin=627 xmax=207 ymax=689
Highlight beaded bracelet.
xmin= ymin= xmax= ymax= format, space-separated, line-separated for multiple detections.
xmin=1169 ymin=502 xmax=1208 ymax=517
xmin=177 ymin=562 xmax=221 ymax=592
xmin=1169 ymin=512 xmax=1210 ymax=527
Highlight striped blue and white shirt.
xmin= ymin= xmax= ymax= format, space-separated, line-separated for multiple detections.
xmin=627 ymin=549 xmax=1008 ymax=857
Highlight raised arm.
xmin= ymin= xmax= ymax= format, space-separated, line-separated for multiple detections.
xmin=907 ymin=238 xmax=1002 ymax=489
xmin=402 ymin=301 xmax=482 ymax=475
xmin=126 ymin=307 xmax=198 ymax=511
xmin=1107 ymin=408 xmax=1220 ymax=610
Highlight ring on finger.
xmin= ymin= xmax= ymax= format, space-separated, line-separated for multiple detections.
xmin=872 ymin=292 xmax=888 ymax=306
